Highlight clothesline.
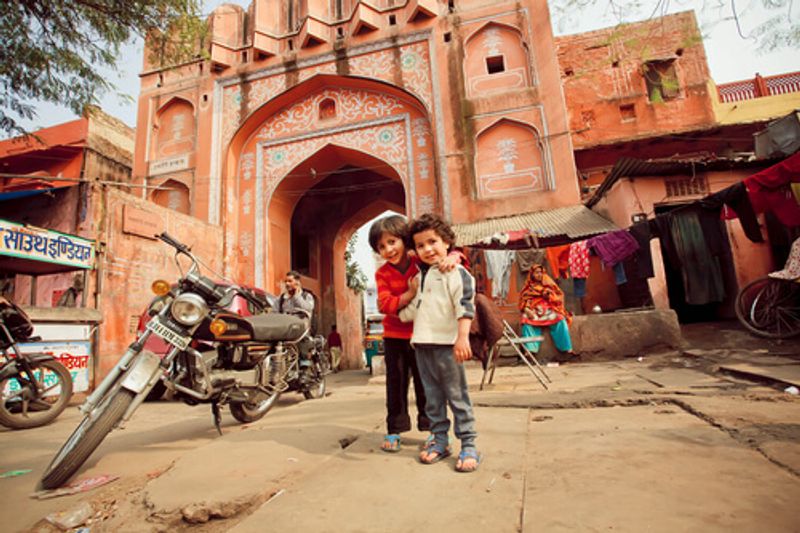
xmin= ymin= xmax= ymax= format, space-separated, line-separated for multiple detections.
xmin=465 ymin=151 xmax=800 ymax=307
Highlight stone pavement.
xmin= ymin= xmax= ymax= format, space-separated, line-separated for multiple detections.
xmin=3 ymin=327 xmax=799 ymax=532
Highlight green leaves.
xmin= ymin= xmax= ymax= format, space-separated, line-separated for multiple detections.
xmin=345 ymin=236 xmax=368 ymax=294
xmin=0 ymin=0 xmax=204 ymax=135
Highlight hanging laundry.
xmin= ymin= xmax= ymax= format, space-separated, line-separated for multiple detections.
xmin=516 ymin=249 xmax=546 ymax=274
xmin=701 ymin=181 xmax=763 ymax=242
xmin=612 ymin=262 xmax=627 ymax=285
xmin=484 ymin=249 xmax=515 ymax=300
xmin=515 ymin=249 xmax=547 ymax=291
xmin=568 ymin=240 xmax=590 ymax=279
xmin=572 ymin=277 xmax=587 ymax=299
xmin=545 ymin=244 xmax=571 ymax=278
xmin=626 ymin=222 xmax=655 ymax=279
xmin=466 ymin=247 xmax=487 ymax=294
xmin=653 ymin=209 xmax=726 ymax=305
xmin=586 ymin=230 xmax=639 ymax=267
xmin=744 ymin=152 xmax=800 ymax=227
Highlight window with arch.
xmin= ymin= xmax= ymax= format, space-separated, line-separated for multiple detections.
xmin=475 ymin=119 xmax=545 ymax=198
xmin=153 ymin=98 xmax=195 ymax=160
xmin=464 ymin=23 xmax=531 ymax=97
xmin=151 ymin=179 xmax=191 ymax=214
xmin=319 ymin=97 xmax=336 ymax=121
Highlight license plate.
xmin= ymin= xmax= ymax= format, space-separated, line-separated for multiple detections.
xmin=146 ymin=317 xmax=190 ymax=350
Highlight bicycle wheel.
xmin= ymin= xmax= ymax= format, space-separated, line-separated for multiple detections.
xmin=736 ymin=277 xmax=800 ymax=338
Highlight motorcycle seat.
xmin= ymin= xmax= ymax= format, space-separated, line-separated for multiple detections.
xmin=244 ymin=313 xmax=306 ymax=342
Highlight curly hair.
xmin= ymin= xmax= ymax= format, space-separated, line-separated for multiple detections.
xmin=367 ymin=214 xmax=409 ymax=252
xmin=407 ymin=213 xmax=456 ymax=249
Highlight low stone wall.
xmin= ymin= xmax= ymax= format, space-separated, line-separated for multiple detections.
xmin=525 ymin=309 xmax=684 ymax=362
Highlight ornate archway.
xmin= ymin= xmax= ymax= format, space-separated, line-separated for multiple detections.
xmin=222 ymin=75 xmax=435 ymax=367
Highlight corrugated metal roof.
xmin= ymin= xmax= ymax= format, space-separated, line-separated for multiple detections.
xmin=453 ymin=205 xmax=618 ymax=248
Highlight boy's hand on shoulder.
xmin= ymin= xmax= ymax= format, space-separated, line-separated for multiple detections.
xmin=454 ymin=335 xmax=472 ymax=363
xmin=438 ymin=253 xmax=459 ymax=273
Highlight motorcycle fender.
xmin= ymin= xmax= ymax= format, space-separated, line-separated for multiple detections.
xmin=0 ymin=352 xmax=57 ymax=380
xmin=120 ymin=351 xmax=161 ymax=394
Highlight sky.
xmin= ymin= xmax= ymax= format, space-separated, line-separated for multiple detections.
xmin=14 ymin=0 xmax=799 ymax=281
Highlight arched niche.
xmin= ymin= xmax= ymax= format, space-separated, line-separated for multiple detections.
xmin=464 ymin=22 xmax=532 ymax=97
xmin=475 ymin=118 xmax=545 ymax=198
xmin=152 ymin=97 xmax=195 ymax=160
xmin=151 ymin=178 xmax=191 ymax=214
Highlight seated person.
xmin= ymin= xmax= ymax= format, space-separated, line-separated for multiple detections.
xmin=277 ymin=270 xmax=315 ymax=318
xmin=518 ymin=264 xmax=577 ymax=362
xmin=277 ymin=270 xmax=316 ymax=365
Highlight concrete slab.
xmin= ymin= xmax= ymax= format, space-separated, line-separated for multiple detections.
xmin=635 ymin=367 xmax=737 ymax=390
xmin=719 ymin=362 xmax=800 ymax=388
xmin=523 ymin=405 xmax=800 ymax=532
xmin=679 ymin=395 xmax=800 ymax=475
xmin=144 ymin=383 xmax=387 ymax=515
xmin=231 ymin=406 xmax=529 ymax=533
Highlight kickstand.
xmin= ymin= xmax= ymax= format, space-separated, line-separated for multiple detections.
xmin=212 ymin=402 xmax=222 ymax=435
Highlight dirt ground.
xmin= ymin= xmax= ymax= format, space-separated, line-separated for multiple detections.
xmin=1 ymin=322 xmax=798 ymax=532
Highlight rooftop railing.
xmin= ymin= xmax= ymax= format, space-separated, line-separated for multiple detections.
xmin=717 ymin=72 xmax=800 ymax=103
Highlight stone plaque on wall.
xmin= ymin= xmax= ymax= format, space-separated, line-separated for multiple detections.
xmin=149 ymin=154 xmax=190 ymax=176
xmin=122 ymin=205 xmax=164 ymax=240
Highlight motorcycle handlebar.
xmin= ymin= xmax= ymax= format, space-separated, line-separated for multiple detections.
xmin=157 ymin=232 xmax=191 ymax=254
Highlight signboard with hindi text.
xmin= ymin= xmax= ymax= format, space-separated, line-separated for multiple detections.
xmin=0 ymin=219 xmax=94 ymax=269
xmin=15 ymin=341 xmax=91 ymax=393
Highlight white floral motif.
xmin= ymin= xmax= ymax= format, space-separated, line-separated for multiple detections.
xmin=484 ymin=28 xmax=502 ymax=56
xmin=497 ymin=138 xmax=518 ymax=173
xmin=239 ymin=231 xmax=253 ymax=258
xmin=418 ymin=155 xmax=429 ymax=179
xmin=242 ymin=189 xmax=252 ymax=215
xmin=168 ymin=190 xmax=181 ymax=211
xmin=240 ymin=153 xmax=255 ymax=181
xmin=418 ymin=194 xmax=434 ymax=213
xmin=263 ymin=122 xmax=408 ymax=191
xmin=256 ymin=88 xmax=404 ymax=141
xmin=412 ymin=118 xmax=429 ymax=147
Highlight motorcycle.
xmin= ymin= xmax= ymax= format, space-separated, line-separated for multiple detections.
xmin=0 ymin=297 xmax=73 ymax=429
xmin=39 ymin=232 xmax=329 ymax=489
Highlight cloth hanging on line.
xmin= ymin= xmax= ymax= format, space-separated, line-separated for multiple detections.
xmin=743 ymin=151 xmax=800 ymax=227
xmin=625 ymin=222 xmax=655 ymax=279
xmin=658 ymin=209 xmax=726 ymax=305
xmin=568 ymin=240 xmax=590 ymax=279
xmin=484 ymin=249 xmax=515 ymax=300
xmin=466 ymin=247 xmax=488 ymax=295
xmin=545 ymin=244 xmax=571 ymax=279
xmin=702 ymin=181 xmax=764 ymax=242
xmin=586 ymin=230 xmax=640 ymax=267
xmin=572 ymin=277 xmax=587 ymax=298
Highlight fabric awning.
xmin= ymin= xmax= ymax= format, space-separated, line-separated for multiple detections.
xmin=0 ymin=185 xmax=74 ymax=202
xmin=453 ymin=205 xmax=619 ymax=249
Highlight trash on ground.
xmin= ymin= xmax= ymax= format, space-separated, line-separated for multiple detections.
xmin=45 ymin=501 xmax=93 ymax=530
xmin=0 ymin=469 xmax=32 ymax=478
xmin=637 ymin=357 xmax=644 ymax=362
xmin=486 ymin=477 xmax=496 ymax=493
xmin=546 ymin=362 xmax=559 ymax=368
xmin=32 ymin=474 xmax=119 ymax=500
xmin=784 ymin=386 xmax=799 ymax=395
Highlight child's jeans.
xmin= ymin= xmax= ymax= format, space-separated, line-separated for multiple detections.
xmin=414 ymin=344 xmax=477 ymax=450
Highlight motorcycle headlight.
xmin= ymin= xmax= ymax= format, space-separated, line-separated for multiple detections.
xmin=170 ymin=293 xmax=209 ymax=326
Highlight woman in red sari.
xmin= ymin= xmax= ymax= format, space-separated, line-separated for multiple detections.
xmin=518 ymin=264 xmax=576 ymax=360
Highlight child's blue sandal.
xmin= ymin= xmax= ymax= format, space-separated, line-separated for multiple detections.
xmin=381 ymin=434 xmax=401 ymax=453
xmin=456 ymin=449 xmax=481 ymax=473
xmin=419 ymin=441 xmax=451 ymax=464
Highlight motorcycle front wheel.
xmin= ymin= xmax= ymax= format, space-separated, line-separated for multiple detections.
xmin=39 ymin=389 xmax=134 ymax=490
xmin=0 ymin=360 xmax=73 ymax=430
